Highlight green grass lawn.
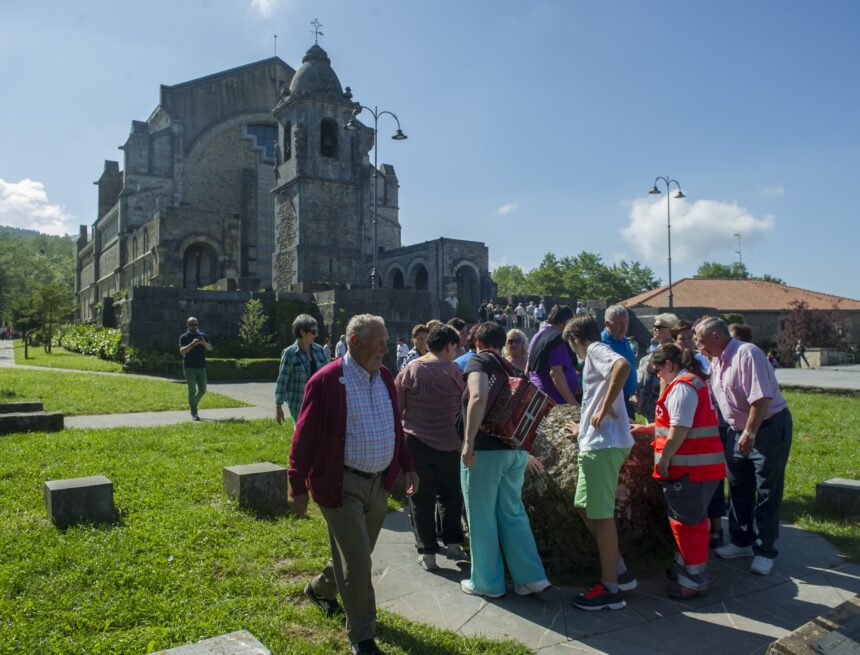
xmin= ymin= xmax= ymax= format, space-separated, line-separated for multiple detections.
xmin=782 ymin=390 xmax=860 ymax=560
xmin=13 ymin=340 xmax=125 ymax=373
xmin=0 ymin=368 xmax=246 ymax=416
xmin=0 ymin=420 xmax=528 ymax=655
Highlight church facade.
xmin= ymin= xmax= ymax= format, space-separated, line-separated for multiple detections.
xmin=76 ymin=43 xmax=493 ymax=336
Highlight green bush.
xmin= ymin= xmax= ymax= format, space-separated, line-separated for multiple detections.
xmin=205 ymin=357 xmax=280 ymax=380
xmin=122 ymin=348 xmax=183 ymax=377
xmin=59 ymin=324 xmax=126 ymax=362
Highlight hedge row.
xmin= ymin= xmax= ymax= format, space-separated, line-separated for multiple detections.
xmin=59 ymin=325 xmax=126 ymax=362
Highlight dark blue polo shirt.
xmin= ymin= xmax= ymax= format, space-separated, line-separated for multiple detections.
xmin=179 ymin=330 xmax=210 ymax=369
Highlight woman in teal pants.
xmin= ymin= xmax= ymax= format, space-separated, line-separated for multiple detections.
xmin=460 ymin=321 xmax=550 ymax=598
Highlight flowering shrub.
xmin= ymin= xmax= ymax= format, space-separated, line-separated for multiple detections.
xmin=59 ymin=325 xmax=126 ymax=362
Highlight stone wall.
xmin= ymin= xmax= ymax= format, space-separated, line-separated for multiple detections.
xmin=313 ymin=288 xmax=435 ymax=343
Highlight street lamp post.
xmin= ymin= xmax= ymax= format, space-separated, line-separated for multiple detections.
xmin=649 ymin=176 xmax=686 ymax=310
xmin=345 ymin=106 xmax=407 ymax=289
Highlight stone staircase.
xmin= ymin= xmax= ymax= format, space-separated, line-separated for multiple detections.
xmin=0 ymin=401 xmax=64 ymax=435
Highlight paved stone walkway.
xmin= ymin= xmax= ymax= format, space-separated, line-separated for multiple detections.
xmin=775 ymin=363 xmax=860 ymax=392
xmin=374 ymin=510 xmax=860 ymax=653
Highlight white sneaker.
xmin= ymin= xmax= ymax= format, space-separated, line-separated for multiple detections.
xmin=751 ymin=555 xmax=774 ymax=575
xmin=514 ymin=579 xmax=552 ymax=596
xmin=715 ymin=543 xmax=754 ymax=559
xmin=460 ymin=579 xmax=504 ymax=598
xmin=445 ymin=544 xmax=468 ymax=561
xmin=417 ymin=554 xmax=438 ymax=571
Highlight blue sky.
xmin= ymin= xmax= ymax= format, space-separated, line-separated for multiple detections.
xmin=1 ymin=1 xmax=858 ymax=299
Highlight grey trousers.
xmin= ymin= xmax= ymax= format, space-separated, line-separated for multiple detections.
xmin=312 ymin=469 xmax=390 ymax=644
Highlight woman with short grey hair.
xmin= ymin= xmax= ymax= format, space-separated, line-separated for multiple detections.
xmin=275 ymin=313 xmax=329 ymax=424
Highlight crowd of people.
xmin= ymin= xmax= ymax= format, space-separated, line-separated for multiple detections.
xmin=170 ymin=303 xmax=793 ymax=655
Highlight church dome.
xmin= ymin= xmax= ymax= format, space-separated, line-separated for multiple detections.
xmin=288 ymin=44 xmax=345 ymax=99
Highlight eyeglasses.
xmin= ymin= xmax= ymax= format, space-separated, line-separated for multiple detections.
xmin=653 ymin=324 xmax=668 ymax=330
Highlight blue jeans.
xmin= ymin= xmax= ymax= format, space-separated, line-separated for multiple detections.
xmin=725 ymin=410 xmax=793 ymax=559
xmin=461 ymin=449 xmax=546 ymax=596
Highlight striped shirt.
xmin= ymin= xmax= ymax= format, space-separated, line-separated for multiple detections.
xmin=342 ymin=352 xmax=396 ymax=473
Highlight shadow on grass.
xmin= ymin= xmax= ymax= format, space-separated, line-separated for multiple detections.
xmin=782 ymin=494 xmax=814 ymax=521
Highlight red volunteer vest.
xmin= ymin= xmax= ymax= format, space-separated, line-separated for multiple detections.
xmin=653 ymin=372 xmax=726 ymax=482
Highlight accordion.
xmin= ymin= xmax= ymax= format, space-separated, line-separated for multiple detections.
xmin=479 ymin=352 xmax=556 ymax=451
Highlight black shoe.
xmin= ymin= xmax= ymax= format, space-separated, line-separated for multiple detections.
xmin=191 ymin=413 xmax=200 ymax=421
xmin=571 ymin=582 xmax=625 ymax=611
xmin=617 ymin=568 xmax=638 ymax=591
xmin=350 ymin=638 xmax=384 ymax=654
xmin=304 ymin=583 xmax=342 ymax=617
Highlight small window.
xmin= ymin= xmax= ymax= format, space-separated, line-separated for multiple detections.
xmin=283 ymin=122 xmax=292 ymax=161
xmin=143 ymin=229 xmax=149 ymax=251
xmin=320 ymin=119 xmax=338 ymax=158
xmin=132 ymin=237 xmax=138 ymax=258
xmin=247 ymin=124 xmax=278 ymax=160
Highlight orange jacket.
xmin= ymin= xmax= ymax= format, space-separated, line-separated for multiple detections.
xmin=654 ymin=373 xmax=726 ymax=482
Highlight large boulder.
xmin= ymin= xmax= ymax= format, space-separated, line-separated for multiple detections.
xmin=523 ymin=404 xmax=673 ymax=584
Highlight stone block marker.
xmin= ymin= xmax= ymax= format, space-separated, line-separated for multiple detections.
xmin=44 ymin=476 xmax=114 ymax=528
xmin=816 ymin=478 xmax=860 ymax=517
xmin=0 ymin=411 xmax=63 ymax=435
xmin=0 ymin=401 xmax=43 ymax=413
xmin=223 ymin=462 xmax=287 ymax=515
xmin=148 ymin=630 xmax=271 ymax=654
xmin=768 ymin=595 xmax=860 ymax=655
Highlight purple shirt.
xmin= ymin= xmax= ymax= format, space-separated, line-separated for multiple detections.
xmin=709 ymin=339 xmax=788 ymax=432
xmin=528 ymin=325 xmax=580 ymax=405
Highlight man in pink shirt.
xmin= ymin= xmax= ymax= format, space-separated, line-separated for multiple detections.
xmin=695 ymin=317 xmax=792 ymax=576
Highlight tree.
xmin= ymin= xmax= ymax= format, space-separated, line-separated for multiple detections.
xmin=524 ymin=253 xmax=568 ymax=296
xmin=776 ymin=300 xmax=844 ymax=366
xmin=491 ymin=265 xmax=527 ymax=297
xmin=760 ymin=274 xmax=786 ymax=285
xmin=238 ymin=298 xmax=275 ymax=356
xmin=8 ymin=294 xmax=40 ymax=359
xmin=610 ymin=260 xmax=661 ymax=301
xmin=694 ymin=261 xmax=750 ymax=279
xmin=35 ymin=283 xmax=75 ymax=352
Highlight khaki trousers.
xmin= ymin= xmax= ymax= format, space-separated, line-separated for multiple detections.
xmin=311 ymin=469 xmax=389 ymax=644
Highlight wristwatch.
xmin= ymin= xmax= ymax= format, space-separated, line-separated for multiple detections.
xmin=743 ymin=430 xmax=756 ymax=440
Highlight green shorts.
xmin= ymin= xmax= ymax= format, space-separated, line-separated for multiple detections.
xmin=574 ymin=447 xmax=631 ymax=520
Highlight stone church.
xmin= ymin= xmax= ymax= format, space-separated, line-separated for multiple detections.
xmin=76 ymin=42 xmax=494 ymax=341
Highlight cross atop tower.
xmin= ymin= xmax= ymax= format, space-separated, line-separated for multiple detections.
xmin=310 ymin=18 xmax=324 ymax=45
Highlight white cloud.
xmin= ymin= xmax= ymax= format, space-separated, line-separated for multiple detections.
xmin=0 ymin=178 xmax=75 ymax=236
xmin=610 ymin=251 xmax=629 ymax=264
xmin=621 ymin=196 xmax=774 ymax=265
xmin=497 ymin=202 xmax=518 ymax=215
xmin=760 ymin=185 xmax=785 ymax=197
xmin=249 ymin=0 xmax=280 ymax=18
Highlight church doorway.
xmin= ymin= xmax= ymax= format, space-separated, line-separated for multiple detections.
xmin=386 ymin=268 xmax=405 ymax=289
xmin=455 ymin=264 xmax=479 ymax=321
xmin=183 ymin=243 xmax=218 ymax=288
xmin=413 ymin=264 xmax=429 ymax=291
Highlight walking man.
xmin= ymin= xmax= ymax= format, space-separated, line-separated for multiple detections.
xmin=695 ymin=317 xmax=793 ymax=576
xmin=178 ymin=316 xmax=213 ymax=421
xmin=289 ymin=314 xmax=418 ymax=655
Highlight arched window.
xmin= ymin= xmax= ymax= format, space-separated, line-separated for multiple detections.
xmin=413 ymin=264 xmax=429 ymax=291
xmin=283 ymin=121 xmax=292 ymax=161
xmin=388 ymin=269 xmax=404 ymax=289
xmin=320 ymin=119 xmax=338 ymax=158
xmin=182 ymin=243 xmax=218 ymax=289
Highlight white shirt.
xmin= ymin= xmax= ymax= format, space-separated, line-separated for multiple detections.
xmin=335 ymin=340 xmax=347 ymax=357
xmin=397 ymin=343 xmax=409 ymax=360
xmin=578 ymin=342 xmax=634 ymax=451
xmin=664 ymin=370 xmax=699 ymax=427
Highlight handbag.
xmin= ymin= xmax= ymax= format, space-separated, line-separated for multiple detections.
xmin=474 ymin=351 xmax=556 ymax=451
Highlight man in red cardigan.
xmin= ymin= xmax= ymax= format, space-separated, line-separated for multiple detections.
xmin=289 ymin=314 xmax=418 ymax=655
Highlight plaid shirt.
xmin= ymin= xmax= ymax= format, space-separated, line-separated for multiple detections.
xmin=275 ymin=341 xmax=329 ymax=420
xmin=342 ymin=352 xmax=396 ymax=473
